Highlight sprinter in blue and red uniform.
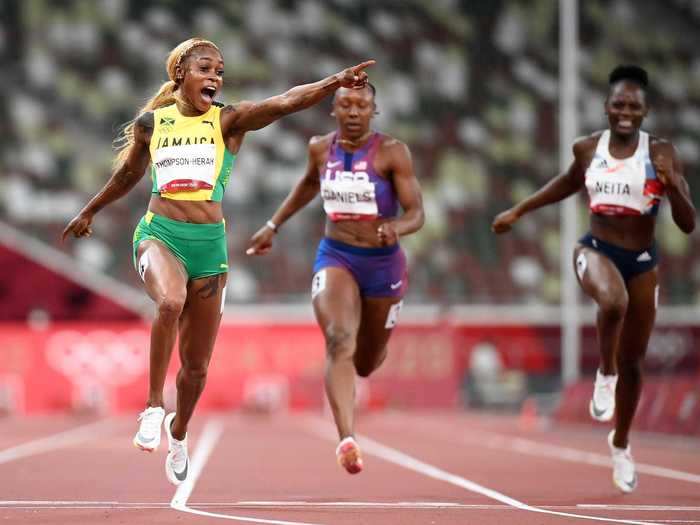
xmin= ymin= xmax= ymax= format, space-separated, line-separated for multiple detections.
xmin=247 ymin=83 xmax=424 ymax=474
xmin=492 ymin=65 xmax=695 ymax=493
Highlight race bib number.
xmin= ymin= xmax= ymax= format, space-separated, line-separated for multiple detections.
xmin=321 ymin=175 xmax=378 ymax=220
xmin=137 ymin=252 xmax=150 ymax=282
xmin=153 ymin=143 xmax=217 ymax=193
xmin=385 ymin=300 xmax=403 ymax=329
xmin=654 ymin=285 xmax=659 ymax=310
xmin=311 ymin=270 xmax=327 ymax=300
xmin=575 ymin=252 xmax=587 ymax=281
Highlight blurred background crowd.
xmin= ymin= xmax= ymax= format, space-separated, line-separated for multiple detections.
xmin=1 ymin=0 xmax=699 ymax=307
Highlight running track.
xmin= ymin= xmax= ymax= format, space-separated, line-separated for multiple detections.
xmin=1 ymin=411 xmax=698 ymax=524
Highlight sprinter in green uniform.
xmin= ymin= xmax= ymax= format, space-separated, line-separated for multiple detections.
xmin=64 ymin=36 xmax=374 ymax=485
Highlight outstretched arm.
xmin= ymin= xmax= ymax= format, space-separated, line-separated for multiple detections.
xmin=492 ymin=139 xmax=588 ymax=234
xmin=652 ymin=142 xmax=695 ymax=234
xmin=376 ymin=140 xmax=424 ymax=245
xmin=246 ymin=138 xmax=324 ymax=255
xmin=62 ymin=113 xmax=153 ymax=241
xmin=222 ymin=61 xmax=375 ymax=134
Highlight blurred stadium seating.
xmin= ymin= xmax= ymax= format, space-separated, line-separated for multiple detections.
xmin=1 ymin=0 xmax=699 ymax=310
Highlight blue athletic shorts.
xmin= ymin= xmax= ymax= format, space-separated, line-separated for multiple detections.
xmin=312 ymin=237 xmax=407 ymax=297
xmin=578 ymin=232 xmax=657 ymax=282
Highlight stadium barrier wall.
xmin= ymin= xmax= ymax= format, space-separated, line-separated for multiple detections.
xmin=0 ymin=321 xmax=697 ymax=436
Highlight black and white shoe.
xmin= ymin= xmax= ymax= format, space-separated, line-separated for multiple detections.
xmin=133 ymin=406 xmax=165 ymax=452
xmin=164 ymin=412 xmax=189 ymax=486
xmin=589 ymin=369 xmax=617 ymax=422
xmin=608 ymin=430 xmax=638 ymax=494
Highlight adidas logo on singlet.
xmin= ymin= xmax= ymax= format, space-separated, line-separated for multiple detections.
xmin=595 ymin=159 xmax=608 ymax=169
xmin=637 ymin=251 xmax=652 ymax=262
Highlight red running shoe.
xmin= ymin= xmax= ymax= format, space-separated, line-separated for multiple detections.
xmin=336 ymin=436 xmax=363 ymax=474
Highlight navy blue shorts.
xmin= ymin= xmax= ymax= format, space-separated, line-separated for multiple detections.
xmin=312 ymin=237 xmax=407 ymax=298
xmin=578 ymin=233 xmax=657 ymax=282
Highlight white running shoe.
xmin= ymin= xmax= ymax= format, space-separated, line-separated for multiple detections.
xmin=589 ymin=369 xmax=617 ymax=422
xmin=164 ymin=412 xmax=189 ymax=486
xmin=336 ymin=436 xmax=363 ymax=474
xmin=608 ymin=430 xmax=638 ymax=493
xmin=133 ymin=406 xmax=165 ymax=452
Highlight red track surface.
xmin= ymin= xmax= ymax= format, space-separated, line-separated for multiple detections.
xmin=1 ymin=411 xmax=698 ymax=524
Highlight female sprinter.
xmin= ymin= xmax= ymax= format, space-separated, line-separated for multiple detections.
xmin=492 ymin=65 xmax=695 ymax=493
xmin=63 ymin=37 xmax=374 ymax=485
xmin=246 ymin=83 xmax=424 ymax=474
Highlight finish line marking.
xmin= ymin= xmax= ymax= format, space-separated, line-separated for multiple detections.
xmin=1 ymin=501 xmax=698 ymax=512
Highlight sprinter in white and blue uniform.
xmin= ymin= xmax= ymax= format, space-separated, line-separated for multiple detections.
xmin=492 ymin=65 xmax=695 ymax=494
xmin=247 ymin=84 xmax=424 ymax=475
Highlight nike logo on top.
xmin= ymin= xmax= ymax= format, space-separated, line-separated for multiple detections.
xmin=623 ymin=474 xmax=638 ymax=490
xmin=326 ymin=160 xmax=342 ymax=168
xmin=174 ymin=459 xmax=188 ymax=481
xmin=591 ymin=402 xmax=607 ymax=418
xmin=390 ymin=280 xmax=402 ymax=290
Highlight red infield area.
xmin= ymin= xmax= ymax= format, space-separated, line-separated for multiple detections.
xmin=1 ymin=411 xmax=698 ymax=524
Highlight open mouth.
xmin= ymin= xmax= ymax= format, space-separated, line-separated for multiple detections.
xmin=201 ymin=86 xmax=217 ymax=103
xmin=617 ymin=119 xmax=633 ymax=130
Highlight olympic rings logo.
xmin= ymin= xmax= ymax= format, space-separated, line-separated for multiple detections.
xmin=45 ymin=330 xmax=149 ymax=386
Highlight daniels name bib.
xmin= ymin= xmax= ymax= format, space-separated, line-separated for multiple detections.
xmin=153 ymin=143 xmax=217 ymax=193
xmin=321 ymin=170 xmax=378 ymax=220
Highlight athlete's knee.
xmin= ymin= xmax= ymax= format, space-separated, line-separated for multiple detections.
xmin=324 ymin=327 xmax=355 ymax=361
xmin=180 ymin=361 xmax=209 ymax=384
xmin=598 ymin=291 xmax=628 ymax=321
xmin=156 ymin=294 xmax=186 ymax=322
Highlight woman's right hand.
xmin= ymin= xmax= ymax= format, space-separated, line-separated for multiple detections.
xmin=491 ymin=208 xmax=520 ymax=234
xmin=246 ymin=225 xmax=276 ymax=255
xmin=61 ymin=211 xmax=95 ymax=242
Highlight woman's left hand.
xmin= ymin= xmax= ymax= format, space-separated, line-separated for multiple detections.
xmin=377 ymin=222 xmax=398 ymax=246
xmin=652 ymin=153 xmax=679 ymax=188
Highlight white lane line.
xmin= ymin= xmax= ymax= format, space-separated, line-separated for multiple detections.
xmin=306 ymin=417 xmax=661 ymax=525
xmin=0 ymin=421 xmax=110 ymax=465
xmin=170 ymin=419 xmax=224 ymax=508
xmin=463 ymin=432 xmax=700 ymax=484
xmin=579 ymin=506 xmax=700 ymax=512
xmin=178 ymin=506 xmax=327 ymax=525
xmin=170 ymin=420 xmax=320 ymax=525
xmin=0 ymin=501 xmax=697 ymax=512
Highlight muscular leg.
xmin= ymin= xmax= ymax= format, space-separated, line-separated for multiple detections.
xmin=613 ymin=269 xmax=657 ymax=448
xmin=573 ymin=245 xmax=628 ymax=375
xmin=137 ymin=240 xmax=188 ymax=408
xmin=354 ymin=296 xmax=402 ymax=378
xmin=312 ymin=267 xmax=361 ymax=440
xmin=170 ymin=273 xmax=227 ymax=440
